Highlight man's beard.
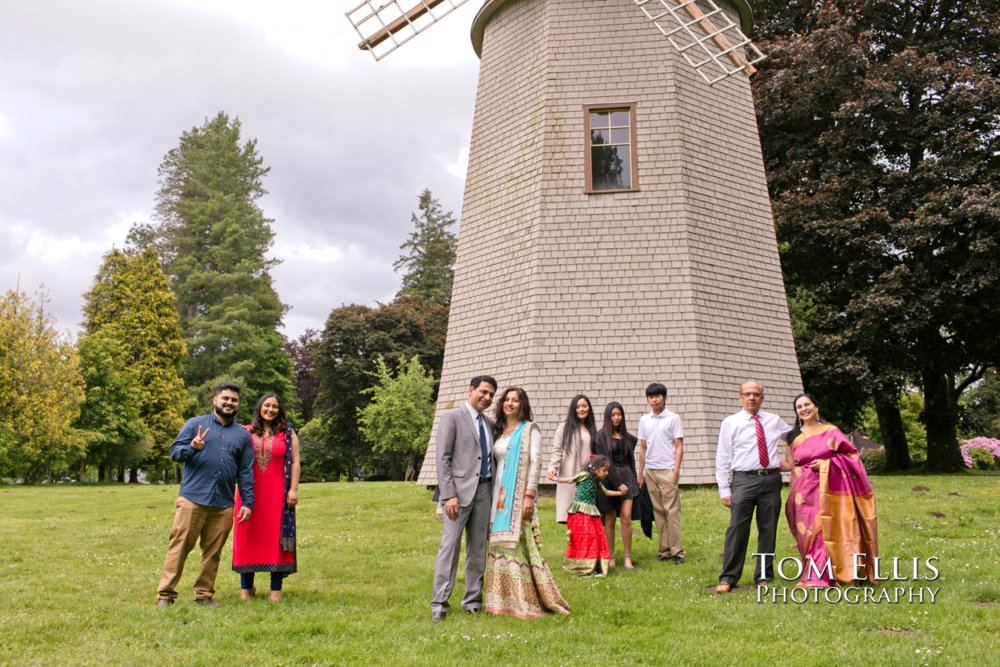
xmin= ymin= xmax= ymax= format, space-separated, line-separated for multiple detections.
xmin=214 ymin=405 xmax=235 ymax=422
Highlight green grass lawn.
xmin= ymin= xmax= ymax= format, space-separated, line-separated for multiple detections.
xmin=0 ymin=475 xmax=997 ymax=666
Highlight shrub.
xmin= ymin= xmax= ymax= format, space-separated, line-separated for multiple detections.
xmin=969 ymin=448 xmax=997 ymax=471
xmin=959 ymin=437 xmax=1000 ymax=469
xmin=860 ymin=448 xmax=886 ymax=474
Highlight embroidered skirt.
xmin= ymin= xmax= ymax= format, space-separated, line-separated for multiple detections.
xmin=485 ymin=523 xmax=570 ymax=618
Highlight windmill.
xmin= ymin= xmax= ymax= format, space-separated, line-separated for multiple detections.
xmin=346 ymin=0 xmax=802 ymax=486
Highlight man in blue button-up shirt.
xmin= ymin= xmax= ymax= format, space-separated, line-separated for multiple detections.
xmin=156 ymin=383 xmax=254 ymax=608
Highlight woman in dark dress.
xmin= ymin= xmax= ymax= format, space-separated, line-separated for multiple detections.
xmin=592 ymin=401 xmax=640 ymax=569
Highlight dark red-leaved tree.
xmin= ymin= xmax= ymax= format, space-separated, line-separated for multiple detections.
xmin=753 ymin=0 xmax=1000 ymax=471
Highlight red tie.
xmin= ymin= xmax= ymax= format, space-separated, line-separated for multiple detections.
xmin=753 ymin=414 xmax=768 ymax=468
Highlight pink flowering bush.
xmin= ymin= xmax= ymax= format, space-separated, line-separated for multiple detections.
xmin=959 ymin=437 xmax=1000 ymax=469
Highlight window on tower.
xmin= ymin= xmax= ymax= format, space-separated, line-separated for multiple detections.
xmin=585 ymin=104 xmax=637 ymax=192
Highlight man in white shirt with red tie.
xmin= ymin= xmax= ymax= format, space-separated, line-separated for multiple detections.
xmin=714 ymin=380 xmax=791 ymax=593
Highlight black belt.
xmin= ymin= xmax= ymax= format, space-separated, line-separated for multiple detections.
xmin=735 ymin=469 xmax=779 ymax=477
xmin=478 ymin=476 xmax=492 ymax=484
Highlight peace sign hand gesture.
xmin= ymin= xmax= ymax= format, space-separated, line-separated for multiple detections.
xmin=192 ymin=425 xmax=209 ymax=450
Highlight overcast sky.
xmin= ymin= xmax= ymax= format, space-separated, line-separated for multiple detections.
xmin=1 ymin=0 xmax=481 ymax=340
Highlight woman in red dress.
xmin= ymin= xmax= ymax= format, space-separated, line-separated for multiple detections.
xmin=233 ymin=393 xmax=300 ymax=601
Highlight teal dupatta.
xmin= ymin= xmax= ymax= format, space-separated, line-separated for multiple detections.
xmin=489 ymin=421 xmax=532 ymax=547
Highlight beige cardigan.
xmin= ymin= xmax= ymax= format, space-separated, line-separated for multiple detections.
xmin=547 ymin=422 xmax=593 ymax=523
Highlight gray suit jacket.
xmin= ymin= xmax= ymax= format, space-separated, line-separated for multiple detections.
xmin=436 ymin=404 xmax=493 ymax=507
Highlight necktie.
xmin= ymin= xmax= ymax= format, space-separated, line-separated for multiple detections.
xmin=477 ymin=415 xmax=490 ymax=478
xmin=753 ymin=414 xmax=768 ymax=468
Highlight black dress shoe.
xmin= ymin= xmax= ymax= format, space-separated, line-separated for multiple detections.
xmin=463 ymin=607 xmax=481 ymax=614
xmin=194 ymin=598 xmax=220 ymax=607
xmin=156 ymin=599 xmax=174 ymax=608
xmin=431 ymin=610 xmax=447 ymax=621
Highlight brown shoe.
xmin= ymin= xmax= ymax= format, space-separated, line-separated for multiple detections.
xmin=715 ymin=582 xmax=732 ymax=594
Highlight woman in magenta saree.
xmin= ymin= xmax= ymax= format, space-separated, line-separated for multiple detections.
xmin=782 ymin=394 xmax=879 ymax=586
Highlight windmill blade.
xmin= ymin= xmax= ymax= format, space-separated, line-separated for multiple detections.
xmin=347 ymin=0 xmax=473 ymax=61
xmin=632 ymin=0 xmax=766 ymax=85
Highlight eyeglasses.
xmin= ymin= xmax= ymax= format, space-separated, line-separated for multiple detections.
xmin=741 ymin=392 xmax=762 ymax=398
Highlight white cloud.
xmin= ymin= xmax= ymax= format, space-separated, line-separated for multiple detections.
xmin=0 ymin=0 xmax=479 ymax=339
xmin=162 ymin=0 xmax=480 ymax=69
xmin=276 ymin=241 xmax=344 ymax=263
xmin=0 ymin=112 xmax=12 ymax=141
xmin=446 ymin=146 xmax=469 ymax=179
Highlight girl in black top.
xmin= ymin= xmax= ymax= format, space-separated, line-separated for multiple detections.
xmin=593 ymin=401 xmax=640 ymax=569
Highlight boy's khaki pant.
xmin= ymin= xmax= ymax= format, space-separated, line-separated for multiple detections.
xmin=645 ymin=469 xmax=684 ymax=559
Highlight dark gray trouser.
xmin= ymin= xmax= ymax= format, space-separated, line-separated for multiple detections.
xmin=719 ymin=472 xmax=782 ymax=585
xmin=430 ymin=481 xmax=492 ymax=613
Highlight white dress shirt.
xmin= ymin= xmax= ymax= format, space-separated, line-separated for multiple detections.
xmin=465 ymin=401 xmax=493 ymax=477
xmin=715 ymin=409 xmax=791 ymax=498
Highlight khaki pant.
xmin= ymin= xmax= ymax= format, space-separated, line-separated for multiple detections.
xmin=646 ymin=468 xmax=684 ymax=558
xmin=157 ymin=497 xmax=234 ymax=601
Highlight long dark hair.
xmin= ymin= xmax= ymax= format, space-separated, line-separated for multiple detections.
xmin=492 ymin=387 xmax=533 ymax=437
xmin=561 ymin=394 xmax=596 ymax=452
xmin=250 ymin=393 xmax=289 ymax=436
xmin=787 ymin=392 xmax=822 ymax=442
xmin=600 ymin=401 xmax=633 ymax=456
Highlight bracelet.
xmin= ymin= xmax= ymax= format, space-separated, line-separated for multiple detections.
xmin=524 ymin=492 xmax=537 ymax=499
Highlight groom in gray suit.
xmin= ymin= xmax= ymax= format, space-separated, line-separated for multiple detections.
xmin=430 ymin=375 xmax=497 ymax=621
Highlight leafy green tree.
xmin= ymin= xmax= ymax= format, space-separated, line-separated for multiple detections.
xmin=82 ymin=246 xmax=188 ymax=476
xmin=297 ymin=418 xmax=344 ymax=482
xmin=313 ymin=295 xmax=448 ymax=478
xmin=861 ymin=390 xmax=928 ymax=463
xmin=393 ymin=189 xmax=458 ymax=307
xmin=753 ymin=0 xmax=1000 ymax=471
xmin=959 ymin=369 xmax=1000 ymax=439
xmin=358 ymin=355 xmax=435 ymax=481
xmin=74 ymin=332 xmax=150 ymax=481
xmin=150 ymin=112 xmax=293 ymax=417
xmin=0 ymin=289 xmax=86 ymax=482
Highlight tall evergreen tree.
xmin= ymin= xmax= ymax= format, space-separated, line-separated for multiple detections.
xmin=151 ymin=112 xmax=293 ymax=418
xmin=82 ymin=246 xmax=188 ymax=474
xmin=0 ymin=289 xmax=86 ymax=482
xmin=393 ymin=189 xmax=458 ymax=307
xmin=753 ymin=0 xmax=1000 ymax=471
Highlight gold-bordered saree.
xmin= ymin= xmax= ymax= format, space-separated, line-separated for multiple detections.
xmin=484 ymin=422 xmax=570 ymax=618
xmin=786 ymin=423 xmax=879 ymax=585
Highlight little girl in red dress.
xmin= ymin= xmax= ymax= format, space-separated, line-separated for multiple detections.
xmin=557 ymin=455 xmax=623 ymax=576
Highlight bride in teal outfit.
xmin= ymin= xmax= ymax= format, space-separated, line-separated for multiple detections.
xmin=484 ymin=386 xmax=570 ymax=618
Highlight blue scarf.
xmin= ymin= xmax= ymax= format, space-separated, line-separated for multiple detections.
xmin=279 ymin=427 xmax=296 ymax=552
xmin=490 ymin=421 xmax=528 ymax=541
